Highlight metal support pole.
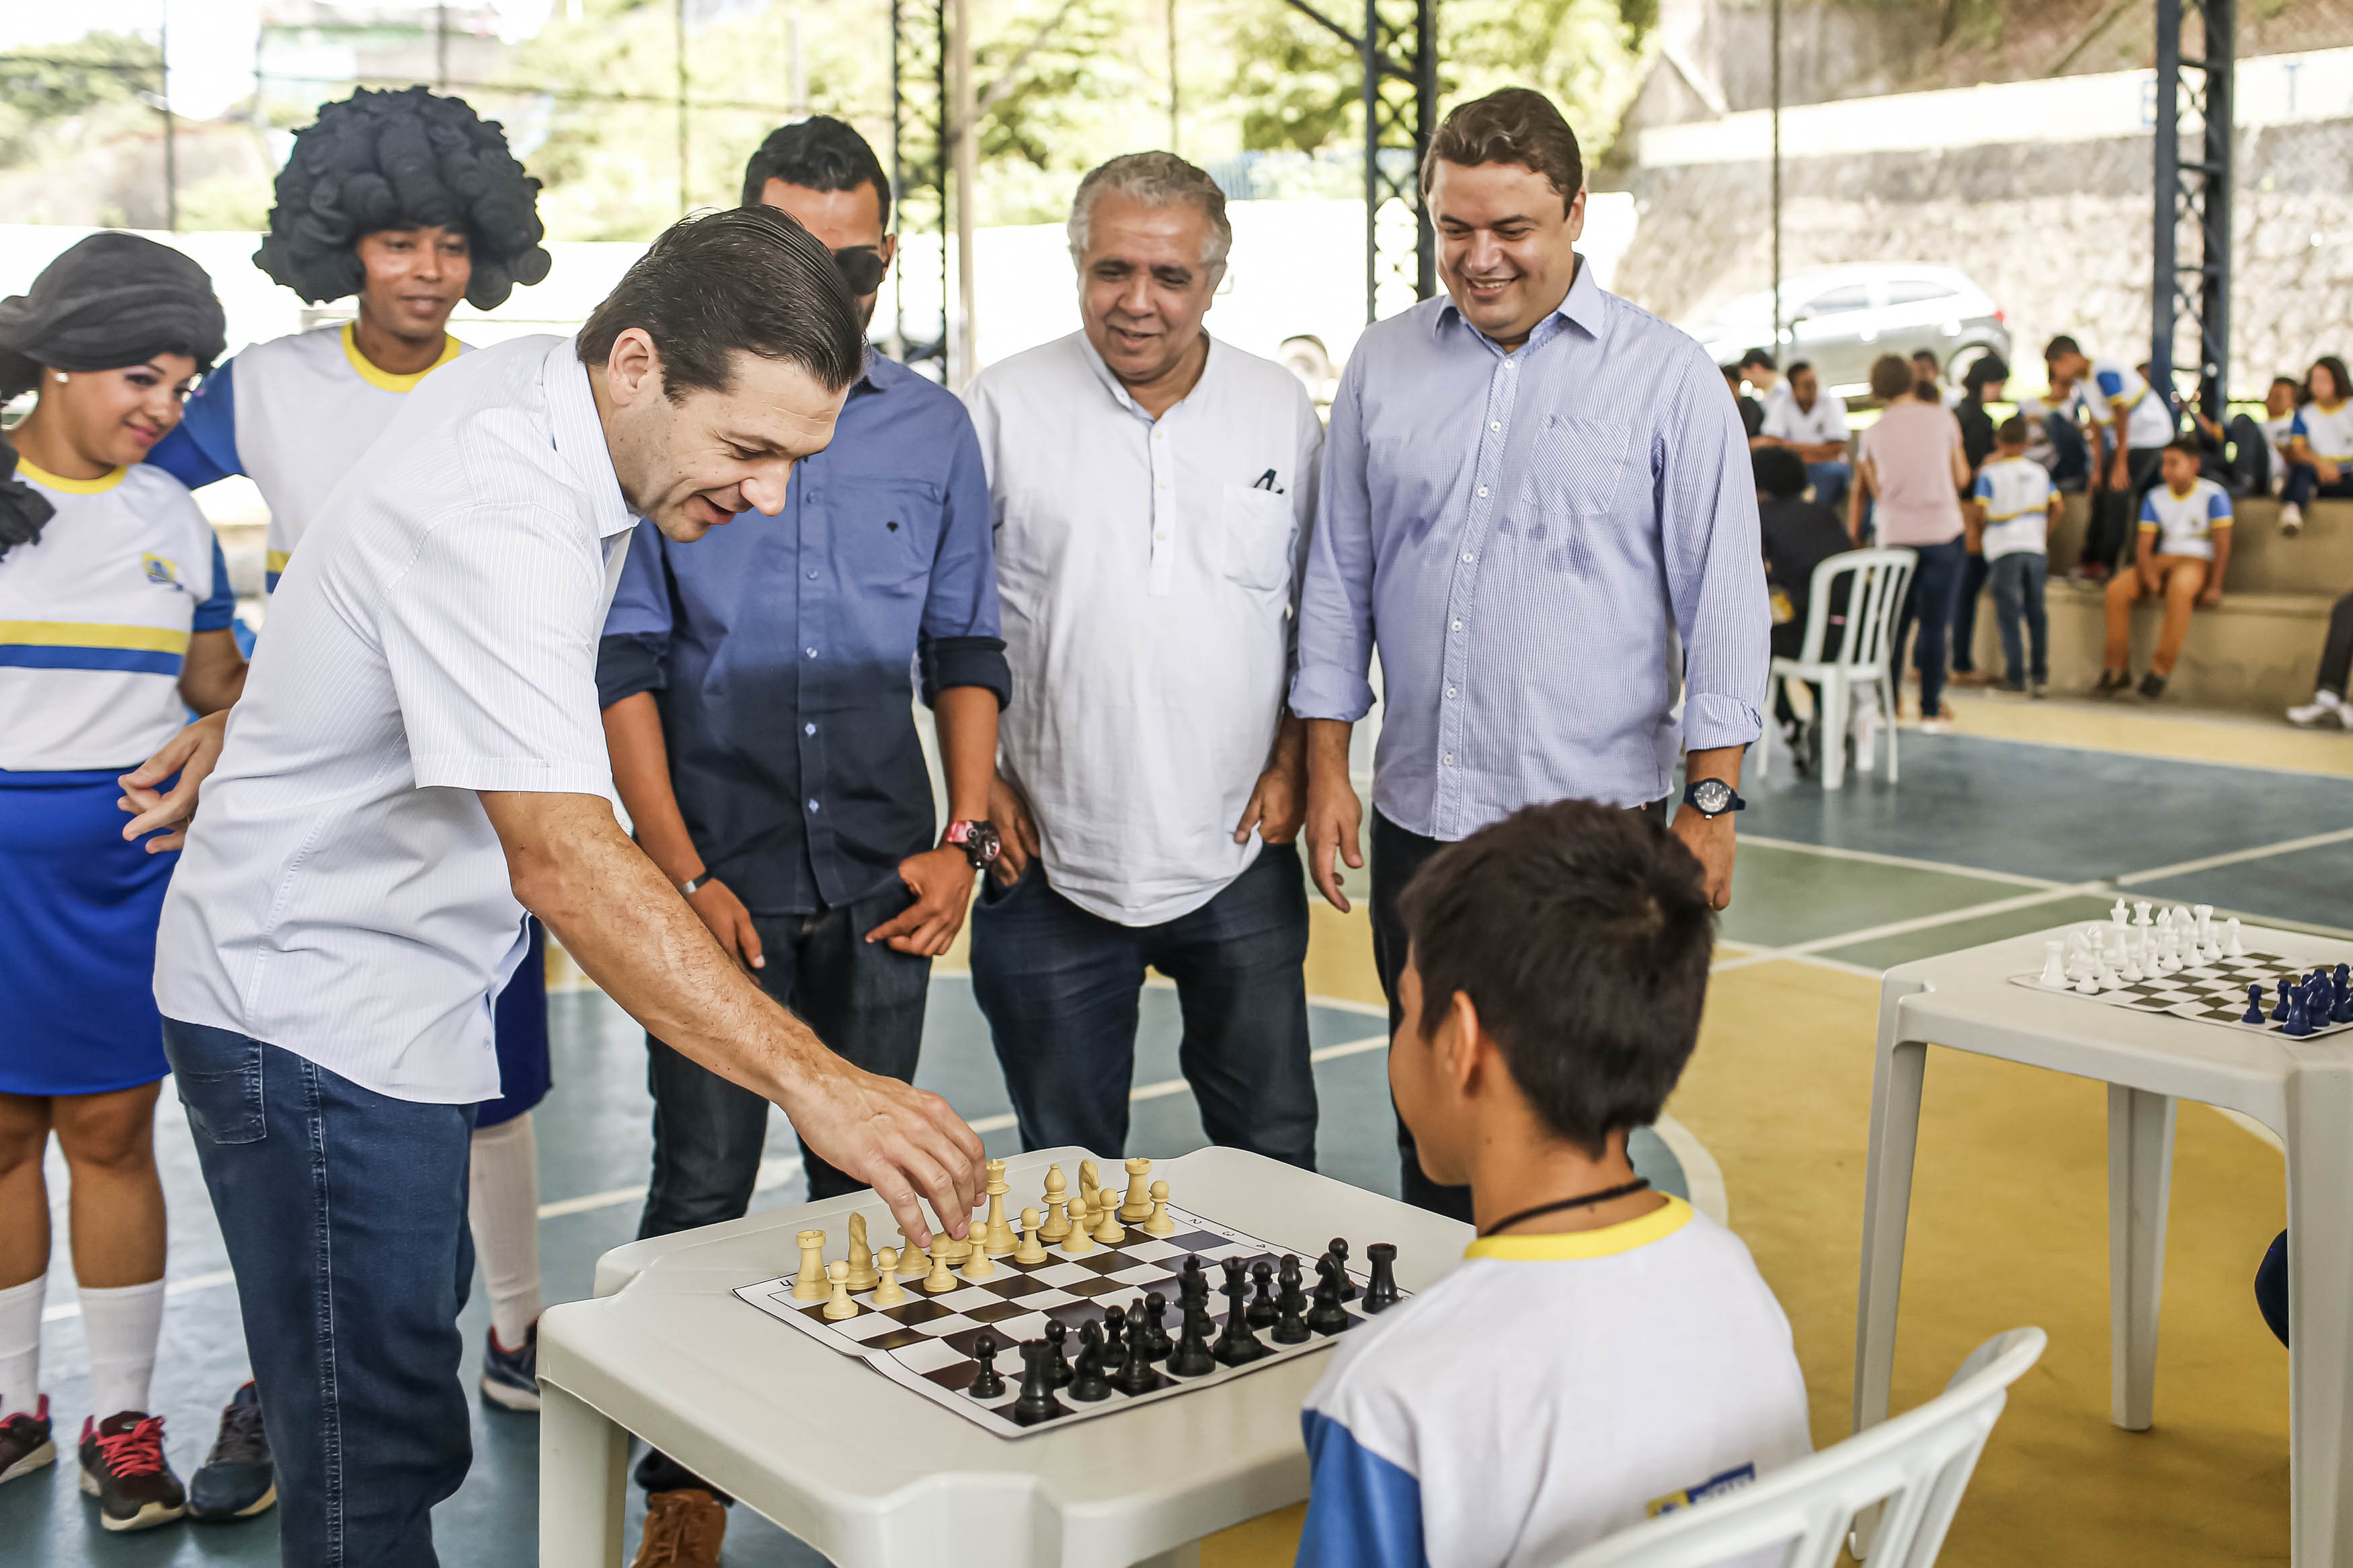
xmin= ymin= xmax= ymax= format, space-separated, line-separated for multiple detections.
xmin=2199 ymin=0 xmax=2233 ymax=421
xmin=2151 ymin=0 xmax=2232 ymax=420
xmin=951 ymin=0 xmax=976 ymax=385
xmin=1360 ymin=0 xmax=1378 ymax=326
xmin=676 ymin=0 xmax=690 ymax=213
xmin=436 ymin=1 xmax=449 ymax=89
xmin=1770 ymin=0 xmax=1782 ymax=354
xmin=160 ymin=5 xmax=178 ymax=233
xmin=1353 ymin=0 xmax=1435 ymax=323
xmin=2151 ymin=0 xmax=2181 ymax=412
xmin=889 ymin=0 xmax=951 ymax=374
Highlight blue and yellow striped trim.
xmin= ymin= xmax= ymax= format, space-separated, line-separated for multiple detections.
xmin=1463 ymin=1194 xmax=1692 ymax=1260
xmin=0 ymin=620 xmax=189 ymax=676
xmin=16 ymin=459 xmax=128 ymax=495
xmin=265 ymin=548 xmax=292 ymax=592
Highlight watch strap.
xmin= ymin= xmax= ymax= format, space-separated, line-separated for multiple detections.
xmin=678 ymin=872 xmax=708 ymax=897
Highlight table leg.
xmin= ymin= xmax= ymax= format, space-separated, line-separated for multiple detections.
xmin=2286 ymin=1065 xmax=2353 ymax=1567
xmin=2107 ymin=1085 xmax=2175 ymax=1432
xmin=541 ymin=1382 xmax=629 ymax=1568
xmin=1821 ymin=671 xmax=1848 ymax=790
xmin=1854 ymin=1036 xmax=1927 ymax=1438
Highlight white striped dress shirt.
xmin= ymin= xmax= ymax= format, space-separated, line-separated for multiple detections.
xmin=155 ymin=335 xmax=634 ymax=1102
xmin=1291 ymin=258 xmax=1769 ymax=837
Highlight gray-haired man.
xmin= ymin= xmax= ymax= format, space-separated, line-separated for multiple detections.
xmin=961 ymin=152 xmax=1324 ymax=1166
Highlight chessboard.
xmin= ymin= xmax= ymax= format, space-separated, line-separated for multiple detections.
xmin=2010 ymin=944 xmax=2353 ymax=1038
xmin=732 ymin=1158 xmax=1400 ymax=1440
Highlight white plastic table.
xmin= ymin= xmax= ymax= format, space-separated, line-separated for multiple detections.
xmin=1852 ymin=921 xmax=2353 ymax=1565
xmin=537 ymin=1145 xmax=1472 ymax=1568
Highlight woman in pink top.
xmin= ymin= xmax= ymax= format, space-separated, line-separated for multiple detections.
xmin=1851 ymin=356 xmax=1972 ymax=731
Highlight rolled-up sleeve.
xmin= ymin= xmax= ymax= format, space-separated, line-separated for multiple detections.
xmin=595 ymin=518 xmax=672 ymax=709
xmin=1289 ymin=359 xmax=1378 ymax=723
xmin=917 ymin=413 xmax=1010 ymax=708
xmin=1659 ymin=349 xmax=1771 ymax=753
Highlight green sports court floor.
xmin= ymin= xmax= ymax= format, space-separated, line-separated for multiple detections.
xmin=13 ymin=697 xmax=2349 ymax=1566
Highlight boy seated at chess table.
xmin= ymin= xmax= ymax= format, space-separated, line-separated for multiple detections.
xmin=1293 ymin=800 xmax=1812 ymax=1568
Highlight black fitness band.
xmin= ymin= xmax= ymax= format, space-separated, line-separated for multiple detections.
xmin=1477 ymin=1178 xmax=1653 ymax=1239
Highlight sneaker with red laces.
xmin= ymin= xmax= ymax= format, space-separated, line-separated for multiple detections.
xmin=1 ymin=1396 xmax=56 ymax=1485
xmin=79 ymin=1411 xmax=187 ymax=1531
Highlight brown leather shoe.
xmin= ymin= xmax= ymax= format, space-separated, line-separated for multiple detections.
xmin=632 ymin=1487 xmax=727 ymax=1567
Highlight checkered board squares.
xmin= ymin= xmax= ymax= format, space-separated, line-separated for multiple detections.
xmin=2007 ymin=947 xmax=2353 ymax=1038
xmin=733 ymin=1204 xmax=1392 ymax=1440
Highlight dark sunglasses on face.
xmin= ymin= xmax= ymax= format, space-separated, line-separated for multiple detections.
xmin=832 ymin=245 xmax=888 ymax=294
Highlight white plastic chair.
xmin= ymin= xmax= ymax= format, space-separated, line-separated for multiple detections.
xmin=1554 ymin=1327 xmax=2046 ymax=1568
xmin=1755 ymin=548 xmax=1915 ymax=790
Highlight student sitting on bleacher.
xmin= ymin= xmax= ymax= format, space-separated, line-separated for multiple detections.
xmin=2280 ymin=356 xmax=2353 ymax=537
xmin=2098 ymin=438 xmax=2232 ymax=703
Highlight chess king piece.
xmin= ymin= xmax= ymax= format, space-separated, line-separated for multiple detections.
xmin=844 ymin=1212 xmax=880 ymax=1291
xmin=1014 ymin=1208 xmax=1049 ymax=1264
xmin=1362 ymin=1243 xmax=1401 ymax=1314
xmin=1039 ymin=1164 xmax=1072 ymax=1243
xmin=1011 ymin=1339 xmax=1066 ymax=1427
xmin=871 ymin=1249 xmax=908 ymax=1307
xmin=793 ymin=1229 xmax=829 ymax=1301
xmin=924 ymin=1237 xmax=959 ymax=1292
xmin=822 ymin=1260 xmax=858 ymax=1320
xmin=1119 ymin=1157 xmax=1154 ymax=1222
xmin=1070 ymin=1321 xmax=1112 ymax=1401
xmin=983 ymin=1159 xmax=1016 ymax=1255
xmin=967 ymin=1331 xmax=1006 ymax=1399
xmin=1142 ymin=1180 xmax=1176 ymax=1236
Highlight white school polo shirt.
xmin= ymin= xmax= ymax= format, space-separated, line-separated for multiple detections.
xmin=155 ymin=335 xmax=635 ymax=1103
xmin=1760 ymin=384 xmax=1849 ymax=448
xmin=2139 ymin=477 xmax=2233 ymax=562
xmin=1972 ymin=455 xmax=2055 ymax=561
xmin=2290 ymin=399 xmax=2353 ymax=463
xmin=963 ymin=332 xmax=1322 ymax=926
xmin=2075 ymin=360 xmax=2176 ymax=451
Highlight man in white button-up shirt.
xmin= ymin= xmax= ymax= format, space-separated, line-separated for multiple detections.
xmin=127 ymin=210 xmax=985 ymax=1563
xmin=963 ymin=153 xmax=1324 ymax=1169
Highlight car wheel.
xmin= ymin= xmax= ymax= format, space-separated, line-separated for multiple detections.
xmin=1948 ymin=343 xmax=2001 ymax=385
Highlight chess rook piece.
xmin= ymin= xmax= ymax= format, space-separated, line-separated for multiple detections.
xmin=1142 ymin=1180 xmax=1176 ymax=1237
xmin=1168 ymin=1305 xmax=1218 ymax=1376
xmin=842 ymin=1213 xmax=879 ymax=1291
xmin=924 ymin=1238 xmax=959 ymax=1292
xmin=1213 ymin=1257 xmax=1267 ymax=1366
xmin=962 ymin=1234 xmax=998 ymax=1281
xmin=1045 ymin=1320 xmax=1075 ymax=1387
xmin=1039 ymin=1164 xmax=1072 ymax=1243
xmin=1011 ymin=1340 xmax=1065 ymax=1427
xmin=1141 ymin=1292 xmax=1173 ymax=1360
xmin=1326 ymin=1240 xmax=1357 ymax=1301
xmin=968 ymin=1331 xmax=1006 ymax=1399
xmin=1014 ymin=1208 xmax=1049 ymax=1264
xmin=1117 ymin=1315 xmax=1161 ymax=1395
xmin=1120 ymin=1157 xmax=1154 ymax=1222
xmin=1246 ymin=1260 xmax=1278 ymax=1328
xmin=1305 ymin=1278 xmax=1349 ymax=1335
xmin=1070 ymin=1321 xmax=1112 ymax=1401
xmin=983 ymin=1159 xmax=1016 ymax=1255
xmin=871 ymin=1249 xmax=908 ymax=1307
xmin=1362 ymin=1243 xmax=1401 ymax=1314
xmin=793 ymin=1229 xmax=829 ymax=1301
xmin=2036 ymin=940 xmax=2067 ymax=989
xmin=2243 ymin=983 xmax=2267 ymax=1025
xmin=822 ymin=1260 xmax=858 ymax=1320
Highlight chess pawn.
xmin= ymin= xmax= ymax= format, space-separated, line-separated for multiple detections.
xmin=1014 ymin=1208 xmax=1049 ymax=1265
xmin=924 ymin=1238 xmax=959 ymax=1292
xmin=1038 ymin=1165 xmax=1072 ymax=1243
xmin=895 ymin=1229 xmax=929 ymax=1280
xmin=1142 ymin=1180 xmax=1176 ymax=1237
xmin=871 ymin=1249 xmax=908 ymax=1307
xmin=822 ymin=1260 xmax=858 ymax=1321
xmin=968 ymin=1331 xmax=1006 ymax=1399
xmin=793 ymin=1229 xmax=829 ymax=1301
xmin=1061 ymin=1192 xmax=1096 ymax=1253
xmin=844 ymin=1212 xmax=879 ymax=1291
xmin=2225 ymin=917 xmax=2246 ymax=958
xmin=1092 ymin=1190 xmax=1125 ymax=1243
xmin=1119 ymin=1157 xmax=1154 ymax=1222
xmin=962 ymin=1234 xmax=998 ymax=1281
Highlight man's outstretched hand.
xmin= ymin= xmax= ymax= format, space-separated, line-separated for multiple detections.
xmin=782 ymin=1057 xmax=986 ymax=1250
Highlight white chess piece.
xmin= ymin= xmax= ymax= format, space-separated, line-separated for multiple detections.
xmin=2038 ymin=940 xmax=2067 ymax=989
xmin=2075 ymin=966 xmax=2102 ymax=995
xmin=1014 ymin=1208 xmax=1049 ymax=1265
xmin=2120 ymin=937 xmax=2144 ymax=983
xmin=871 ymin=1249 xmax=907 ymax=1307
xmin=793 ymin=1229 xmax=828 ymax=1301
xmin=822 ymin=1260 xmax=857 ymax=1320
xmin=2111 ymin=898 xmax=2130 ymax=927
xmin=2194 ymin=903 xmax=2214 ymax=946
xmin=2134 ymin=901 xmax=2153 ymax=929
xmin=2096 ymin=952 xmax=2122 ymax=991
xmin=2225 ymin=917 xmax=2246 ymax=958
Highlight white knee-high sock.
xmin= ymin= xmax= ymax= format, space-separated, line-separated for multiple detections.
xmin=78 ymin=1278 xmax=165 ymax=1418
xmin=0 ymin=1274 xmax=43 ymax=1419
xmin=469 ymin=1112 xmax=542 ymax=1348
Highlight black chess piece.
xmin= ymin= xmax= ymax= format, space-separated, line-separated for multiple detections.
xmin=1272 ymin=1257 xmax=1311 ymax=1344
xmin=1168 ymin=1306 xmax=1218 ymax=1376
xmin=1213 ymin=1257 xmax=1267 ymax=1366
xmin=1069 ymin=1321 xmax=1111 ymax=1402
xmin=1011 ymin=1339 xmax=1065 ymax=1426
xmin=2288 ymin=981 xmax=2314 ymax=1037
xmin=2335 ymin=964 xmax=2353 ymax=1024
xmin=1326 ymin=1239 xmax=1357 ymax=1301
xmin=1141 ymin=1291 xmax=1173 ymax=1360
xmin=1179 ymin=1255 xmax=1209 ymax=1312
xmin=1305 ymin=1277 xmax=1349 ymax=1335
xmin=1101 ymin=1305 xmax=1129 ymax=1372
xmin=1045 ymin=1320 xmax=1074 ymax=1387
xmin=967 ymin=1330 xmax=1006 ymax=1399
xmin=2276 ymin=979 xmax=2293 ymax=1022
xmin=1246 ymin=1260 xmax=1279 ymax=1328
xmin=2244 ymin=983 xmax=2267 ymax=1025
xmin=1117 ymin=1314 xmax=1160 ymax=1395
xmin=1361 ymin=1243 xmax=1400 ymax=1314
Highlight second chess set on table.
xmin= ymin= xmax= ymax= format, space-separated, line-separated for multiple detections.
xmin=2012 ymin=901 xmax=2353 ymax=1038
xmin=733 ymin=1156 xmax=1403 ymax=1438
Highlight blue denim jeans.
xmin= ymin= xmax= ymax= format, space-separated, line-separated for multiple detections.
xmin=163 ymin=1019 xmax=475 ymax=1568
xmin=2283 ymin=462 xmax=2353 ymax=509
xmin=969 ymin=842 xmax=1316 ymax=1167
xmin=1987 ymin=550 xmax=2049 ymax=688
xmin=1893 ymin=537 xmax=1969 ymax=718
xmin=1806 ymin=460 xmax=1851 ymax=513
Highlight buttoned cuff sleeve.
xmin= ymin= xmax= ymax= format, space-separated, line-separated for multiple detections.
xmin=1683 ymin=691 xmax=1765 ymax=752
xmin=596 ymin=632 xmax=668 ymax=709
xmin=919 ymin=633 xmax=1010 ymax=709
xmin=1289 ymin=664 xmax=1376 ymax=725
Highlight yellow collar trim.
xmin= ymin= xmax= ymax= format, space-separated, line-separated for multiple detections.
xmin=2167 ymin=483 xmax=2200 ymax=499
xmin=340 ymin=322 xmax=461 ymax=393
xmin=16 ymin=458 xmax=127 ymax=495
xmin=1464 ymin=1194 xmax=1693 ymax=1261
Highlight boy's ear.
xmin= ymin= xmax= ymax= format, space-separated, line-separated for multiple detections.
xmin=1439 ymin=988 xmax=1487 ymax=1092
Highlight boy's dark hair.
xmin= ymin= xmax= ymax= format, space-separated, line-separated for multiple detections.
xmin=1786 ymin=359 xmax=1813 ymax=380
xmin=1421 ymin=87 xmax=1582 ymax=203
xmin=1910 ymin=347 xmax=1940 ymax=368
xmin=1752 ymin=446 xmax=1808 ymax=500
xmin=1964 ymin=354 xmax=2009 ymax=396
xmin=1996 ymin=415 xmax=2030 ymax=444
xmin=1399 ymin=800 xmax=1715 ymax=1157
xmin=2044 ymin=333 xmax=2081 ymax=364
xmin=2275 ymin=373 xmax=2309 ymax=403
xmin=1739 ymin=347 xmax=1776 ymax=372
xmin=2163 ymin=435 xmax=2203 ymax=459
xmin=578 ymin=207 xmax=863 ymax=400
xmin=1868 ymin=354 xmax=1913 ymax=401
xmin=740 ymin=115 xmax=893 ymax=215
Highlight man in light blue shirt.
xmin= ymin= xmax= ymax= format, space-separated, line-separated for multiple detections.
xmin=1294 ymin=87 xmax=1768 ymax=1218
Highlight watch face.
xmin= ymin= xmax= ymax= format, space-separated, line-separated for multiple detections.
xmin=1691 ymin=779 xmax=1733 ymax=815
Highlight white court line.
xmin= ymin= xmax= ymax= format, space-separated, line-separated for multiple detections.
xmin=1740 ymin=834 xmax=2069 ymax=891
xmin=2113 ymin=825 xmax=2353 ymax=886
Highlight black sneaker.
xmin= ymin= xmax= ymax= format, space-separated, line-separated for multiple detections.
xmin=1 ymin=1396 xmax=55 ymax=1486
xmin=79 ymin=1411 xmax=186 ymax=1531
xmin=481 ymin=1322 xmax=541 ymax=1413
xmin=2139 ymin=671 xmax=2167 ymax=701
xmin=189 ymin=1382 xmax=276 ymax=1521
xmin=2093 ymin=669 xmax=2132 ymax=698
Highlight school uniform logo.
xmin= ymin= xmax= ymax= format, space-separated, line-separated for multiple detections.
xmin=1647 ymin=1462 xmax=1758 ymax=1516
xmin=141 ymin=552 xmax=186 ymax=592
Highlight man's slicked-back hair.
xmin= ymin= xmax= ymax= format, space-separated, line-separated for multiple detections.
xmin=740 ymin=115 xmax=892 ymax=214
xmin=1421 ymin=87 xmax=1583 ymax=203
xmin=577 ymin=206 xmax=863 ymax=401
xmin=1067 ymin=151 xmax=1232 ymax=272
xmin=1399 ymin=800 xmax=1715 ymax=1157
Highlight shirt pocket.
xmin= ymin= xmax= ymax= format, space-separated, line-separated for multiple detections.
xmin=1518 ymin=414 xmax=1636 ymax=520
xmin=1220 ymin=483 xmax=1297 ymax=593
xmin=828 ymin=477 xmax=942 ymax=597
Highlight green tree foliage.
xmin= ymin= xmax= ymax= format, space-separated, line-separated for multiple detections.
xmin=0 ymin=33 xmax=163 ymax=170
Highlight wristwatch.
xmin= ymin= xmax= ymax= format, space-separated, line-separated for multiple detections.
xmin=1682 ymin=778 xmax=1746 ymax=819
xmin=677 ymin=872 xmax=709 ymax=897
xmin=944 ymin=819 xmax=1002 ymax=870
